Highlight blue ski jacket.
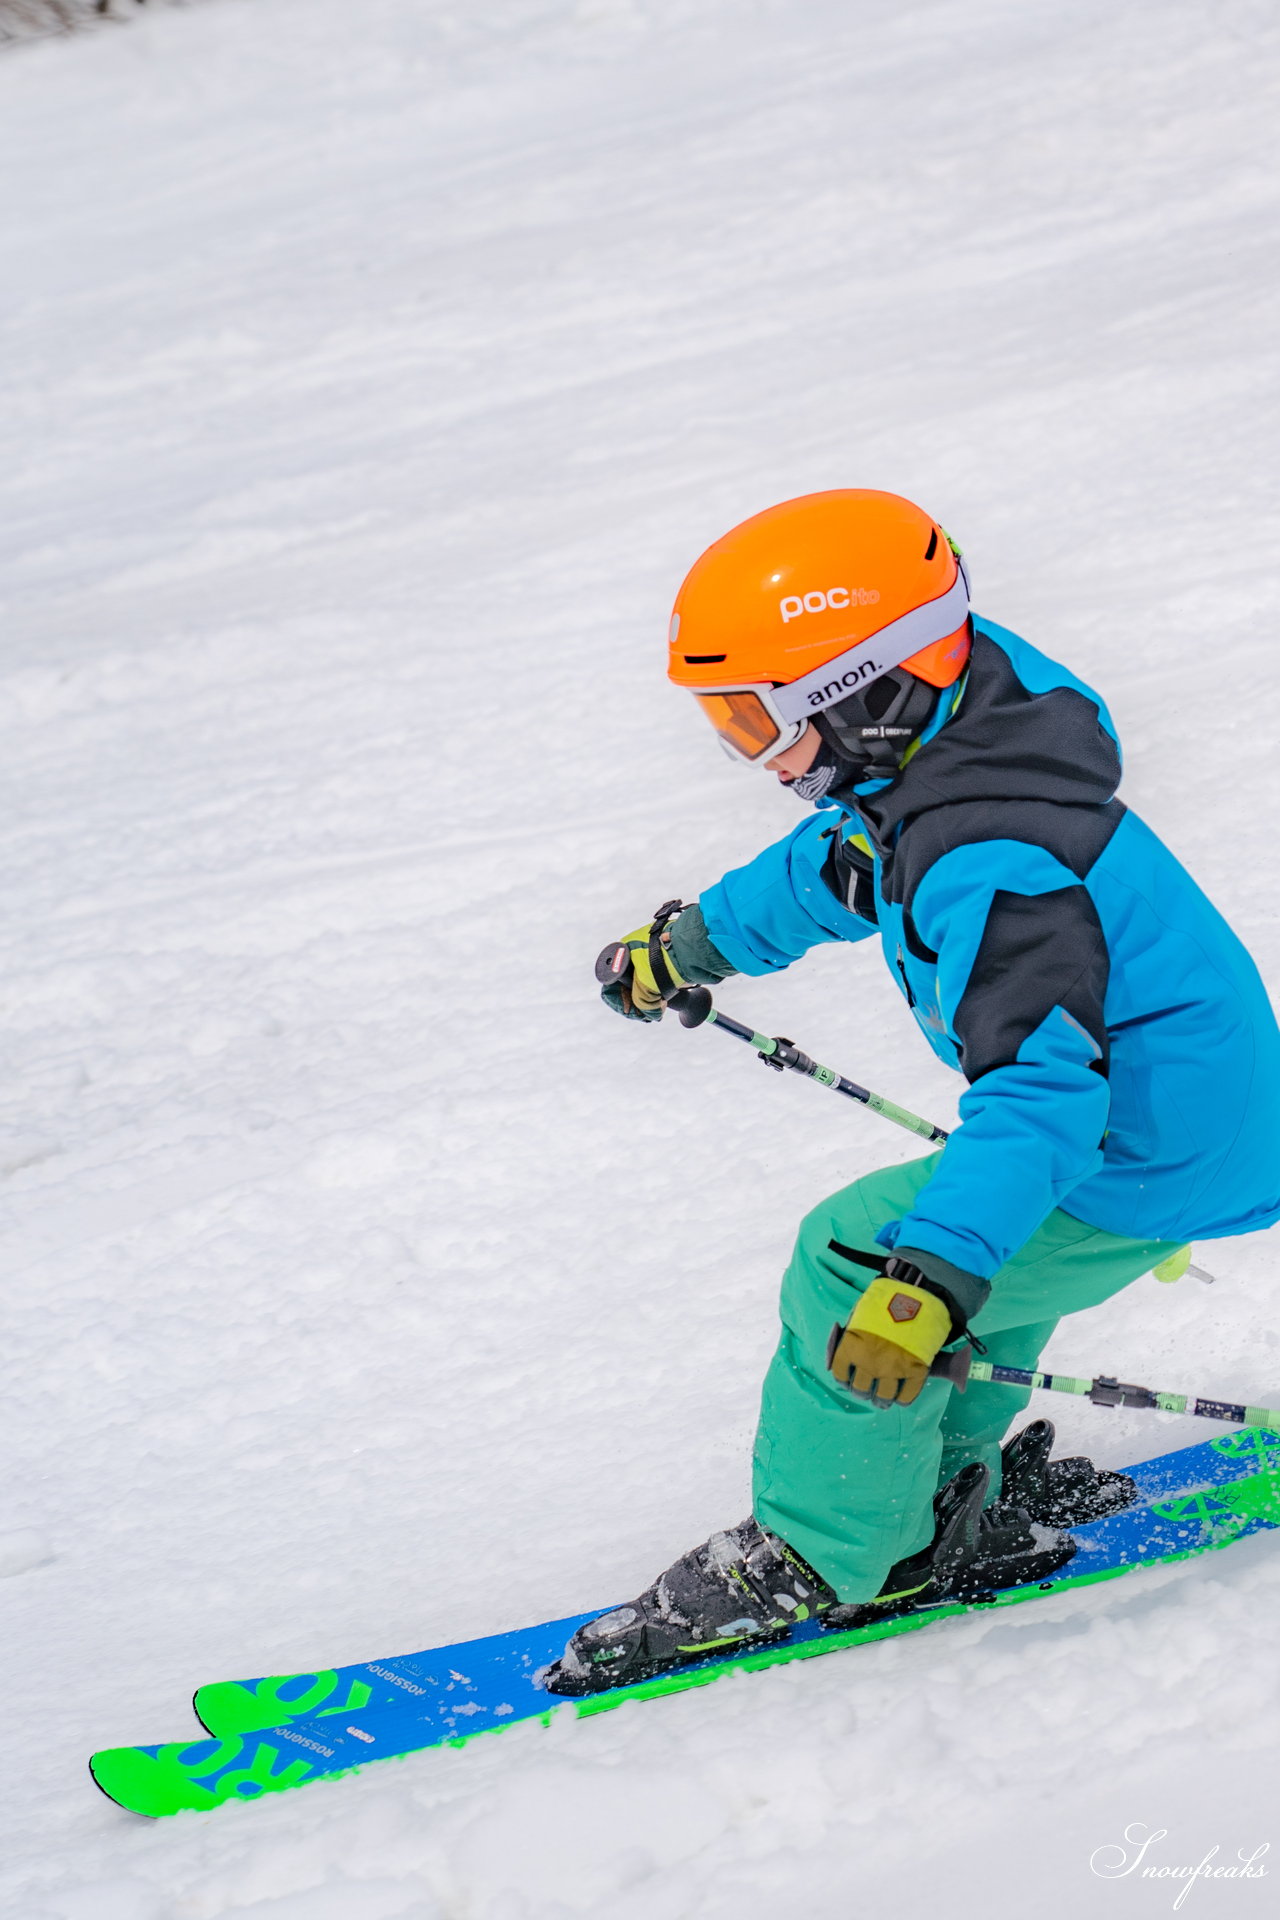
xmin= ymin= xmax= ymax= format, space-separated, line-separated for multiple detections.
xmin=699 ymin=621 xmax=1280 ymax=1299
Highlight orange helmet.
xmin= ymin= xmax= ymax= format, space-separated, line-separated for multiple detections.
xmin=668 ymin=489 xmax=970 ymax=762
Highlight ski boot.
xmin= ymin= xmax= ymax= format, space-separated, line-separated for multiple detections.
xmin=988 ymin=1418 xmax=1138 ymax=1528
xmin=543 ymin=1518 xmax=835 ymax=1697
xmin=824 ymin=1458 xmax=1079 ymax=1630
xmin=544 ymin=1430 xmax=1107 ymax=1694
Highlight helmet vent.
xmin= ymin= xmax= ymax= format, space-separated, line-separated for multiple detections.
xmin=924 ymin=528 xmax=939 ymax=562
xmin=683 ymin=653 xmax=727 ymax=664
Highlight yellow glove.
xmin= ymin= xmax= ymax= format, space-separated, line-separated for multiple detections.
xmin=597 ymin=916 xmax=690 ymax=1022
xmin=826 ymin=1273 xmax=954 ymax=1408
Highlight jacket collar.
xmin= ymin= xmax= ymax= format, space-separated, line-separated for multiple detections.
xmin=844 ymin=627 xmax=1123 ymax=855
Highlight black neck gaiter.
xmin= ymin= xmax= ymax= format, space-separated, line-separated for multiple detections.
xmin=808 ymin=671 xmax=941 ymax=802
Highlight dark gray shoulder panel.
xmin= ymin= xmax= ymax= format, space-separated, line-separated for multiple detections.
xmin=886 ymin=793 xmax=1127 ymax=932
xmin=882 ymin=630 xmax=1124 ymax=820
xmin=954 ymin=885 xmax=1111 ymax=1085
xmin=857 ymin=627 xmax=1126 ymax=938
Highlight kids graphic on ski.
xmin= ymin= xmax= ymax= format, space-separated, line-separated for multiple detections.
xmin=545 ymin=489 xmax=1280 ymax=1695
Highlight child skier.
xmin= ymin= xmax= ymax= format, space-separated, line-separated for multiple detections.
xmin=547 ymin=488 xmax=1280 ymax=1696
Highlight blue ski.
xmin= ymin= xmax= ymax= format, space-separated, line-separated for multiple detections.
xmin=90 ymin=1428 xmax=1280 ymax=1816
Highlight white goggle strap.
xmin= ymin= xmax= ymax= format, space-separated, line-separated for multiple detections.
xmin=772 ymin=568 xmax=970 ymax=728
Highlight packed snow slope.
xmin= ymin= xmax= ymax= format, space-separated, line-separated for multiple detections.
xmin=2 ymin=1 xmax=1279 ymax=1914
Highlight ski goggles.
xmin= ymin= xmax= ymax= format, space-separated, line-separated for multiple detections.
xmin=690 ymin=566 xmax=970 ymax=764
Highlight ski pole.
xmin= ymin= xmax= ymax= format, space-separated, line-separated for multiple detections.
xmin=594 ymin=938 xmax=1214 ymax=1285
xmin=665 ymin=989 xmax=1218 ymax=1288
xmin=930 ymin=1347 xmax=1279 ymax=1431
xmin=670 ymin=990 xmax=949 ymax=1145
xmin=594 ymin=929 xmax=949 ymax=1146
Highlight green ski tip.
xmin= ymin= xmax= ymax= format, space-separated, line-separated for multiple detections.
xmin=90 ymin=1734 xmax=320 ymax=1817
xmin=90 ymin=1742 xmax=222 ymax=1817
xmin=193 ymin=1681 xmax=282 ymax=1738
xmin=194 ymin=1669 xmax=375 ymax=1737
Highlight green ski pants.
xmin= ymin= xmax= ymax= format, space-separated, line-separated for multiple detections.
xmin=752 ymin=1154 xmax=1182 ymax=1603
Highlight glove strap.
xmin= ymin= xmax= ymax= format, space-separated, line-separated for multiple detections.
xmin=883 ymin=1257 xmax=964 ymax=1341
xmin=828 ymin=1240 xmax=988 ymax=1356
xmin=647 ymin=898 xmax=687 ymax=1001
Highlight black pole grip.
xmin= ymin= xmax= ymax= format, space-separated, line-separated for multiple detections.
xmin=668 ymin=986 xmax=713 ymax=1028
xmin=928 ymin=1347 xmax=972 ymax=1391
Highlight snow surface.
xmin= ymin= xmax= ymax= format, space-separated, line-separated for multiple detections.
xmin=2 ymin=0 xmax=1280 ymax=1913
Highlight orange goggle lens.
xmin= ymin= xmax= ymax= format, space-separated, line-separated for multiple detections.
xmin=692 ymin=689 xmax=783 ymax=760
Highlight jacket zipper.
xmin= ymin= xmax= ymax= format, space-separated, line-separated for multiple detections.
xmin=894 ymin=944 xmax=916 ymax=1008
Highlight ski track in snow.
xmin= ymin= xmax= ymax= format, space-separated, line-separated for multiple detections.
xmin=1 ymin=0 xmax=1279 ymax=1914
